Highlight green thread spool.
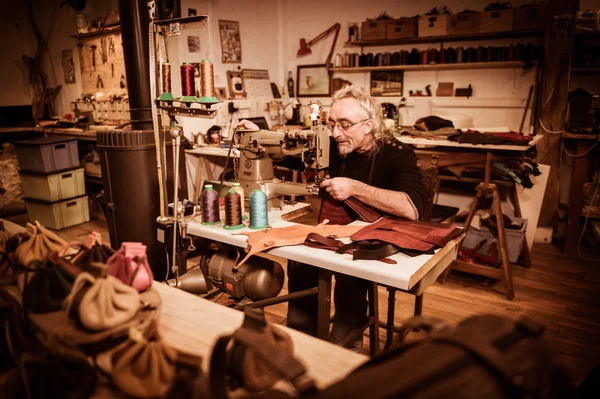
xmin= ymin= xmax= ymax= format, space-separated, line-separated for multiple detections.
xmin=231 ymin=182 xmax=247 ymax=221
xmin=249 ymin=189 xmax=269 ymax=230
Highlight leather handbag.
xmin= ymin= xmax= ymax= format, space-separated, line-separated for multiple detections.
xmin=110 ymin=323 xmax=180 ymax=398
xmin=106 ymin=242 xmax=153 ymax=292
xmin=210 ymin=309 xmax=316 ymax=397
xmin=22 ymin=253 xmax=81 ymax=313
xmin=63 ymin=269 xmax=141 ymax=331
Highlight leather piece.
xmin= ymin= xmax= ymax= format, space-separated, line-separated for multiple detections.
xmin=111 ymin=326 xmax=179 ymax=398
xmin=304 ymin=233 xmax=397 ymax=264
xmin=63 ymin=272 xmax=141 ymax=331
xmin=234 ymin=220 xmax=364 ymax=268
xmin=344 ymin=197 xmax=382 ymax=223
xmin=15 ymin=221 xmax=68 ymax=269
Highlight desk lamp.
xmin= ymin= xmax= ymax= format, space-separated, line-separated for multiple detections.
xmin=297 ymin=22 xmax=341 ymax=68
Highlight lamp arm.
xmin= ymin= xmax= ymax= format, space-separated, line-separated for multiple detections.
xmin=306 ymin=23 xmax=341 ymax=67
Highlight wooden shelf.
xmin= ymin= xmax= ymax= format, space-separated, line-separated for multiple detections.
xmin=330 ymin=61 xmax=529 ymax=73
xmin=581 ymin=206 xmax=600 ymax=219
xmin=344 ymin=29 xmax=544 ymax=47
xmin=71 ymin=25 xmax=120 ymax=40
xmin=153 ymin=15 xmax=208 ymax=26
xmin=571 ymin=68 xmax=600 ymax=72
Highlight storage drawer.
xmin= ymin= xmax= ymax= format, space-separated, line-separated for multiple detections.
xmin=387 ymin=17 xmax=417 ymax=39
xmin=449 ymin=12 xmax=480 ymax=35
xmin=14 ymin=137 xmax=79 ymax=173
xmin=19 ymin=168 xmax=85 ymax=202
xmin=462 ymin=216 xmax=527 ymax=263
xmin=480 ymin=9 xmax=513 ymax=33
xmin=361 ymin=20 xmax=387 ymax=41
xmin=514 ymin=3 xmax=545 ymax=31
xmin=24 ymin=195 xmax=90 ymax=230
xmin=418 ymin=14 xmax=449 ymax=37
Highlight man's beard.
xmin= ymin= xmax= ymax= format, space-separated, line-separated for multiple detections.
xmin=336 ymin=140 xmax=353 ymax=157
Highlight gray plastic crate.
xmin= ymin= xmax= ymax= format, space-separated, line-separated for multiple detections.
xmin=13 ymin=137 xmax=79 ymax=173
xmin=462 ymin=216 xmax=528 ymax=263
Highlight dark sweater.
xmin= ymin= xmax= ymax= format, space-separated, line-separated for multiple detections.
xmin=328 ymin=136 xmax=425 ymax=218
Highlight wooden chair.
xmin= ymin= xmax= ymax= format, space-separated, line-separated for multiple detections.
xmin=379 ymin=156 xmax=439 ymax=348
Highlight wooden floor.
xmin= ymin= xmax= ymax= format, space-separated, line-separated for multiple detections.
xmin=17 ymin=214 xmax=599 ymax=388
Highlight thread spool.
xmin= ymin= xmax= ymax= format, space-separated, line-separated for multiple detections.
xmin=224 ymin=190 xmax=244 ymax=230
xmin=201 ymin=185 xmax=220 ymax=225
xmin=249 ymin=189 xmax=269 ymax=230
xmin=180 ymin=62 xmax=198 ymax=103
xmin=158 ymin=63 xmax=174 ymax=101
xmin=231 ymin=182 xmax=247 ymax=221
xmin=198 ymin=60 xmax=219 ymax=104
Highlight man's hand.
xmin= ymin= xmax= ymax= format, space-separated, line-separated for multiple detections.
xmin=320 ymin=178 xmax=356 ymax=201
xmin=234 ymin=119 xmax=260 ymax=131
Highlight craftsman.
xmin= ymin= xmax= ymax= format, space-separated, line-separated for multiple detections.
xmin=235 ymin=85 xmax=424 ymax=351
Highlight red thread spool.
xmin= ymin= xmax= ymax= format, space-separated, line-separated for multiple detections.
xmin=180 ymin=63 xmax=196 ymax=97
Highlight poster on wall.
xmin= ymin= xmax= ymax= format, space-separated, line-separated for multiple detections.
xmin=187 ymin=36 xmax=200 ymax=53
xmin=370 ymin=71 xmax=403 ymax=97
xmin=219 ymin=20 xmax=242 ymax=63
xmin=62 ymin=50 xmax=76 ymax=84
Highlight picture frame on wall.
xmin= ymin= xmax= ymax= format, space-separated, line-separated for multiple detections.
xmin=297 ymin=64 xmax=331 ymax=97
xmin=370 ymin=70 xmax=404 ymax=97
xmin=219 ymin=20 xmax=242 ymax=63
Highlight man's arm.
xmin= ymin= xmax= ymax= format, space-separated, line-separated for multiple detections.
xmin=320 ymin=178 xmax=419 ymax=221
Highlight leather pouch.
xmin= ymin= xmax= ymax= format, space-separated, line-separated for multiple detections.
xmin=106 ymin=242 xmax=153 ymax=292
xmin=63 ymin=270 xmax=141 ymax=331
xmin=22 ymin=252 xmax=81 ymax=313
xmin=15 ymin=221 xmax=68 ymax=268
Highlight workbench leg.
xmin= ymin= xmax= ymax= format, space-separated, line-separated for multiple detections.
xmin=508 ymin=183 xmax=532 ymax=268
xmin=368 ymin=282 xmax=379 ymax=356
xmin=317 ymin=268 xmax=333 ymax=341
xmin=384 ymin=287 xmax=396 ymax=349
xmin=493 ymin=189 xmax=515 ymax=300
xmin=565 ymin=141 xmax=591 ymax=254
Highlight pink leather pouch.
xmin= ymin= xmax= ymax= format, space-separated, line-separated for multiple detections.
xmin=106 ymin=242 xmax=153 ymax=292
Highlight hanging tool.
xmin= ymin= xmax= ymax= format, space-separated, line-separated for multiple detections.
xmin=519 ymin=85 xmax=534 ymax=133
xmin=100 ymin=37 xmax=108 ymax=64
xmin=97 ymin=75 xmax=104 ymax=89
xmin=90 ymin=44 xmax=97 ymax=71
xmin=120 ymin=74 xmax=126 ymax=88
xmin=77 ymin=43 xmax=85 ymax=74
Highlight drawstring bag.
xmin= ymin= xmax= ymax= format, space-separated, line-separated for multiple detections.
xmin=22 ymin=253 xmax=81 ymax=313
xmin=106 ymin=242 xmax=153 ymax=292
xmin=63 ymin=269 xmax=141 ymax=332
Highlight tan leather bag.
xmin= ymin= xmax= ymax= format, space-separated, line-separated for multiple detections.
xmin=63 ymin=271 xmax=140 ymax=331
xmin=15 ymin=221 xmax=68 ymax=268
xmin=111 ymin=324 xmax=179 ymax=398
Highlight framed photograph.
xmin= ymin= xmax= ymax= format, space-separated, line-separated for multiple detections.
xmin=370 ymin=71 xmax=403 ymax=97
xmin=297 ymin=64 xmax=331 ymax=97
xmin=219 ymin=20 xmax=242 ymax=63
xmin=227 ymin=70 xmax=246 ymax=99
xmin=62 ymin=49 xmax=76 ymax=84
xmin=187 ymin=35 xmax=200 ymax=53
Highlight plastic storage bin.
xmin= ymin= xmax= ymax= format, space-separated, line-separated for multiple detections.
xmin=24 ymin=195 xmax=90 ymax=230
xmin=13 ymin=137 xmax=79 ymax=173
xmin=19 ymin=167 xmax=85 ymax=202
xmin=462 ymin=216 xmax=527 ymax=263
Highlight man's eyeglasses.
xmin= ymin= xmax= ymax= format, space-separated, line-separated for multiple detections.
xmin=326 ymin=119 xmax=369 ymax=132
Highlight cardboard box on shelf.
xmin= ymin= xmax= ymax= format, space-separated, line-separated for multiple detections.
xmin=387 ymin=17 xmax=417 ymax=39
xmin=449 ymin=12 xmax=480 ymax=35
xmin=361 ymin=20 xmax=387 ymax=41
xmin=418 ymin=14 xmax=449 ymax=37
xmin=514 ymin=3 xmax=546 ymax=31
xmin=480 ymin=9 xmax=514 ymax=33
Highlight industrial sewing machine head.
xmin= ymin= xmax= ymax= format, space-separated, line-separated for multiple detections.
xmin=234 ymin=124 xmax=330 ymax=208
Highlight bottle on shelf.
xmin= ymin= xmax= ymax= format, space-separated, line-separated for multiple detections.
xmin=287 ymin=71 xmax=295 ymax=98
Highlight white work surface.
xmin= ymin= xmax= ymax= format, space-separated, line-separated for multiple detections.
xmin=185 ymin=145 xmax=239 ymax=158
xmin=396 ymin=133 xmax=543 ymax=151
xmin=186 ymin=204 xmax=462 ymax=292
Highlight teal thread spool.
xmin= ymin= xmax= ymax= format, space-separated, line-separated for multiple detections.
xmin=249 ymin=189 xmax=269 ymax=230
xmin=201 ymin=185 xmax=220 ymax=225
xmin=224 ymin=190 xmax=244 ymax=230
xmin=231 ymin=182 xmax=247 ymax=221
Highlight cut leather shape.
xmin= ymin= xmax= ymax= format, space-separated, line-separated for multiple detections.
xmin=234 ymin=220 xmax=364 ymax=268
xmin=344 ymin=197 xmax=383 ymax=223
xmin=22 ymin=253 xmax=80 ymax=313
xmin=63 ymin=271 xmax=141 ymax=331
xmin=111 ymin=325 xmax=179 ymax=398
xmin=318 ymin=190 xmax=356 ymax=225
xmin=304 ymin=233 xmax=397 ymax=264
xmin=106 ymin=243 xmax=153 ymax=292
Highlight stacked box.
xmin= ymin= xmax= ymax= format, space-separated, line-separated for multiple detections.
xmin=24 ymin=195 xmax=90 ymax=230
xmin=418 ymin=14 xmax=449 ymax=37
xmin=480 ymin=10 xmax=514 ymax=33
xmin=361 ymin=20 xmax=387 ymax=41
xmin=19 ymin=168 xmax=85 ymax=202
xmin=449 ymin=13 xmax=480 ymax=35
xmin=387 ymin=17 xmax=417 ymax=39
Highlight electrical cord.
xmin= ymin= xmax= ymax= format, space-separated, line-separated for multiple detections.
xmin=561 ymin=138 xmax=600 ymax=158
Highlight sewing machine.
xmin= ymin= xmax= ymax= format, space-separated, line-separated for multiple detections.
xmin=235 ymin=124 xmax=330 ymax=208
